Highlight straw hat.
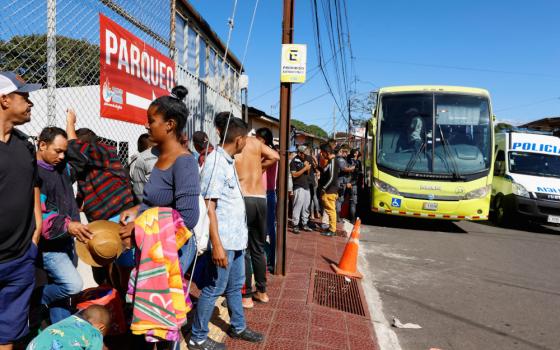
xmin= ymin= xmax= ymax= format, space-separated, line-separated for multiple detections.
xmin=76 ymin=220 xmax=123 ymax=267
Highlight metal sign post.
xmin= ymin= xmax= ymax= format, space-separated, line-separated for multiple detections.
xmin=274 ymin=0 xmax=295 ymax=276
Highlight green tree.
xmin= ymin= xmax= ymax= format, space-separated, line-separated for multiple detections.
xmin=0 ymin=34 xmax=99 ymax=88
xmin=291 ymin=119 xmax=307 ymax=131
xmin=495 ymin=122 xmax=514 ymax=133
xmin=306 ymin=124 xmax=328 ymax=138
xmin=291 ymin=118 xmax=328 ymax=138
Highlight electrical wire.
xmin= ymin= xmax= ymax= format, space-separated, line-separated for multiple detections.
xmin=310 ymin=0 xmax=352 ymax=129
xmin=270 ymin=91 xmax=330 ymax=117
xmin=355 ymin=57 xmax=560 ymax=79
xmin=494 ymin=96 xmax=560 ymax=113
xmin=249 ymin=47 xmax=343 ymax=103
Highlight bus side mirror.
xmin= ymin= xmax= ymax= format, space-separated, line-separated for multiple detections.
xmin=493 ymin=162 xmax=503 ymax=176
xmin=494 ymin=158 xmax=505 ymax=176
xmin=369 ymin=118 xmax=377 ymax=137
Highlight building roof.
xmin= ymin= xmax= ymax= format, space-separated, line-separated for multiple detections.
xmin=177 ymin=1 xmax=243 ymax=72
xmin=245 ymin=105 xmax=279 ymax=125
xmin=293 ymin=129 xmax=327 ymax=142
xmin=519 ymin=117 xmax=560 ymax=131
xmin=245 ymin=105 xmax=327 ymax=142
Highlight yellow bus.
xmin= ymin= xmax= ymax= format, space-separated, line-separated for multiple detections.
xmin=363 ymin=85 xmax=494 ymax=220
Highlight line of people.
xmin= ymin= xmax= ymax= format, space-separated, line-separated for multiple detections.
xmin=288 ymin=138 xmax=363 ymax=236
xmin=0 ymin=72 xmax=283 ymax=350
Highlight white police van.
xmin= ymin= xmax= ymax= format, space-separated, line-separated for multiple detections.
xmin=492 ymin=130 xmax=560 ymax=226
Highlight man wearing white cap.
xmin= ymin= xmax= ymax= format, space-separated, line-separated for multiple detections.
xmin=0 ymin=71 xmax=42 ymax=349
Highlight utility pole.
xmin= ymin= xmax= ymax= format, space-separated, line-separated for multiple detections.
xmin=275 ymin=0 xmax=294 ymax=276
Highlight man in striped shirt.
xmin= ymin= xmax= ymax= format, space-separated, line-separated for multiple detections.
xmin=65 ymin=109 xmax=134 ymax=222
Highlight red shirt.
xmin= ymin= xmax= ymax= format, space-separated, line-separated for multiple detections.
xmin=198 ymin=145 xmax=214 ymax=167
xmin=70 ymin=140 xmax=134 ymax=221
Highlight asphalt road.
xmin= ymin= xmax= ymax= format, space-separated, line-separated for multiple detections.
xmin=359 ymin=215 xmax=560 ymax=350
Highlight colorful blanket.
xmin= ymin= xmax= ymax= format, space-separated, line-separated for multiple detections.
xmin=127 ymin=207 xmax=192 ymax=342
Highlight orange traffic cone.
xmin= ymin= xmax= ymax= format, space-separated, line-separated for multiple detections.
xmin=331 ymin=218 xmax=363 ymax=279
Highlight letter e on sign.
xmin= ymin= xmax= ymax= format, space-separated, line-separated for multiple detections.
xmin=99 ymin=14 xmax=176 ymax=125
xmin=280 ymin=44 xmax=307 ymax=84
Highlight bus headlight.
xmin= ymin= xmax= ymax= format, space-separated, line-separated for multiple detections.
xmin=464 ymin=185 xmax=491 ymax=200
xmin=512 ymin=182 xmax=530 ymax=198
xmin=374 ymin=179 xmax=400 ymax=195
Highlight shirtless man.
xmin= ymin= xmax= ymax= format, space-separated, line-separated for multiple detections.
xmin=235 ymin=135 xmax=279 ymax=308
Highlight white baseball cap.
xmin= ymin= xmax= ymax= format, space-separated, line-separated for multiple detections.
xmin=0 ymin=72 xmax=41 ymax=95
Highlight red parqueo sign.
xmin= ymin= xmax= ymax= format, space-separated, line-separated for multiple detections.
xmin=99 ymin=13 xmax=175 ymax=125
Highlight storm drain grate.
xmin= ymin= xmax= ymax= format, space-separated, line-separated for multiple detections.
xmin=310 ymin=269 xmax=366 ymax=317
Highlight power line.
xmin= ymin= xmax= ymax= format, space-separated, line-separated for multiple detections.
xmin=292 ymin=91 xmax=330 ymax=109
xmin=248 ymin=47 xmax=342 ymax=103
xmin=269 ymin=68 xmax=323 ymax=110
xmin=311 ymin=0 xmax=348 ymax=124
xmin=355 ymin=57 xmax=560 ymax=79
xmin=271 ymin=91 xmax=330 ymax=117
xmin=239 ymin=0 xmax=260 ymax=71
xmin=494 ymin=96 xmax=560 ymax=113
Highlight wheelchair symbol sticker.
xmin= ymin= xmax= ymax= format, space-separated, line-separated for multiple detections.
xmin=391 ymin=198 xmax=401 ymax=208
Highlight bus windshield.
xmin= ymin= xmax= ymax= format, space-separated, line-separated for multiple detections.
xmin=509 ymin=151 xmax=560 ymax=178
xmin=377 ymin=93 xmax=491 ymax=178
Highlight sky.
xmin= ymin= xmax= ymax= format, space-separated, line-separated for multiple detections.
xmin=189 ymin=0 xmax=560 ymax=132
xmin=3 ymin=0 xmax=558 ymax=131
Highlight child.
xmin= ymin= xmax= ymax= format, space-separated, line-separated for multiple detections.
xmin=27 ymin=305 xmax=111 ymax=350
xmin=189 ymin=113 xmax=264 ymax=350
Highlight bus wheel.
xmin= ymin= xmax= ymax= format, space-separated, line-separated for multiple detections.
xmin=357 ymin=185 xmax=374 ymax=224
xmin=494 ymin=196 xmax=510 ymax=227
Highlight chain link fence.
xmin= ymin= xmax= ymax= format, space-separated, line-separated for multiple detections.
xmin=1 ymin=0 xmax=241 ymax=164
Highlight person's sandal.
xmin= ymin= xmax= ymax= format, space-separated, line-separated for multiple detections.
xmin=253 ymin=291 xmax=269 ymax=303
xmin=242 ymin=297 xmax=254 ymax=309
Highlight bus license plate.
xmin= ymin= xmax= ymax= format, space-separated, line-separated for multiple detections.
xmin=547 ymin=215 xmax=560 ymax=224
xmin=423 ymin=202 xmax=438 ymax=211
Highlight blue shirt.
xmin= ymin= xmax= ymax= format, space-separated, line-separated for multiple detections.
xmin=200 ymin=147 xmax=247 ymax=251
xmin=140 ymin=154 xmax=200 ymax=230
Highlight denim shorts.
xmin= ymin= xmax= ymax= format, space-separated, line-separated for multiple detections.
xmin=0 ymin=243 xmax=38 ymax=344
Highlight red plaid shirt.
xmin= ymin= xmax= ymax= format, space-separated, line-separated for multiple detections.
xmin=70 ymin=140 xmax=134 ymax=221
xmin=198 ymin=145 xmax=214 ymax=167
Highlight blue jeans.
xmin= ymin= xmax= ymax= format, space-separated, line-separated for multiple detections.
xmin=41 ymin=241 xmax=83 ymax=323
xmin=266 ymin=190 xmax=276 ymax=270
xmin=192 ymin=250 xmax=246 ymax=342
xmin=178 ymin=235 xmax=197 ymax=273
